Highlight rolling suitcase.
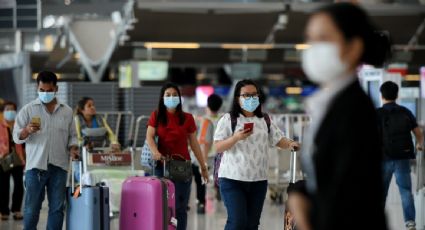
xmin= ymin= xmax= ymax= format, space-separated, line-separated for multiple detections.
xmin=415 ymin=150 xmax=425 ymax=230
xmin=66 ymin=161 xmax=110 ymax=230
xmin=120 ymin=176 xmax=177 ymax=230
xmin=284 ymin=150 xmax=302 ymax=230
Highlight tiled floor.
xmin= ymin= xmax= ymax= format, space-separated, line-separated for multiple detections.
xmin=0 ymin=181 xmax=285 ymax=230
xmin=0 ymin=177 xmax=414 ymax=230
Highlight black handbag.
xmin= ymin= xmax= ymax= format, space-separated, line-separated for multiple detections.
xmin=0 ymin=148 xmax=23 ymax=172
xmin=164 ymin=155 xmax=193 ymax=182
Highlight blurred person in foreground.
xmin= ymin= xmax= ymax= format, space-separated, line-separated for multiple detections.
xmin=285 ymin=180 xmax=310 ymax=230
xmin=299 ymin=2 xmax=390 ymax=230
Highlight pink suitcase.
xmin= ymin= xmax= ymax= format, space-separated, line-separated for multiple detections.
xmin=119 ymin=176 xmax=177 ymax=230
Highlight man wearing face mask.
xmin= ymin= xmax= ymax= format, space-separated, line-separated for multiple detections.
xmin=13 ymin=71 xmax=78 ymax=230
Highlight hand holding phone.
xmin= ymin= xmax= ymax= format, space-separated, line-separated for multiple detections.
xmin=31 ymin=116 xmax=41 ymax=127
xmin=244 ymin=123 xmax=254 ymax=132
xmin=27 ymin=116 xmax=41 ymax=134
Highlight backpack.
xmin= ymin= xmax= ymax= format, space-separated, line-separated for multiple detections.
xmin=213 ymin=113 xmax=271 ymax=187
xmin=378 ymin=106 xmax=415 ymax=159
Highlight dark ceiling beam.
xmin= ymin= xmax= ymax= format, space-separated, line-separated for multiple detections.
xmin=135 ymin=1 xmax=425 ymax=16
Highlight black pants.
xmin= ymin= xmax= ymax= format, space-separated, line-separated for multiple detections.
xmin=192 ymin=164 xmax=206 ymax=205
xmin=0 ymin=166 xmax=24 ymax=215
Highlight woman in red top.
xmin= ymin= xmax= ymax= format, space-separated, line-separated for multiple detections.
xmin=146 ymin=82 xmax=208 ymax=230
xmin=0 ymin=101 xmax=25 ymax=221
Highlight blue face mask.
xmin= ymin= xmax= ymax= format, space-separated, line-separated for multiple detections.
xmin=3 ymin=111 xmax=16 ymax=121
xmin=163 ymin=96 xmax=180 ymax=109
xmin=38 ymin=92 xmax=56 ymax=104
xmin=240 ymin=97 xmax=260 ymax=113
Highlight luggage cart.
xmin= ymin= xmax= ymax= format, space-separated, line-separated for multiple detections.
xmin=78 ymin=111 xmax=142 ymax=215
xmin=267 ymin=114 xmax=310 ymax=204
xmin=97 ymin=111 xmax=135 ymax=147
xmin=81 ymin=146 xmax=142 ymax=214
xmin=132 ymin=115 xmax=150 ymax=172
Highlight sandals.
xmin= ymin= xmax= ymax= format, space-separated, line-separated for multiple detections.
xmin=1 ymin=212 xmax=23 ymax=221
xmin=13 ymin=212 xmax=23 ymax=220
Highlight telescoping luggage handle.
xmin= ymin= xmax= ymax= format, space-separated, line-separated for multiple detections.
xmin=417 ymin=150 xmax=424 ymax=192
xmin=150 ymin=159 xmax=178 ymax=228
xmin=71 ymin=160 xmax=83 ymax=195
xmin=289 ymin=150 xmax=297 ymax=183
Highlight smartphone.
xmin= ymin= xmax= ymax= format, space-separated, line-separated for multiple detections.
xmin=31 ymin=116 xmax=41 ymax=127
xmin=244 ymin=123 xmax=254 ymax=132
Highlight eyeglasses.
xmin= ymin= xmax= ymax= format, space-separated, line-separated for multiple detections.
xmin=239 ymin=93 xmax=259 ymax=99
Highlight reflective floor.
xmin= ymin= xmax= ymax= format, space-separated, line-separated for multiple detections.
xmin=0 ymin=181 xmax=285 ymax=230
xmin=0 ymin=177 xmax=410 ymax=230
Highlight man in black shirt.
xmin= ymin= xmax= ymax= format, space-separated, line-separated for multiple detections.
xmin=378 ymin=81 xmax=424 ymax=230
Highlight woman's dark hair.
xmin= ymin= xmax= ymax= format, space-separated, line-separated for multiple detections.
xmin=315 ymin=3 xmax=391 ymax=67
xmin=156 ymin=82 xmax=185 ymax=126
xmin=230 ymin=79 xmax=263 ymax=118
xmin=380 ymin=81 xmax=398 ymax=101
xmin=3 ymin=101 xmax=17 ymax=111
xmin=75 ymin=97 xmax=93 ymax=116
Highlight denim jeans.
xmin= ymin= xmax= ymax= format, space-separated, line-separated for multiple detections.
xmin=155 ymin=166 xmax=192 ymax=230
xmin=382 ymin=159 xmax=415 ymax=223
xmin=219 ymin=178 xmax=268 ymax=230
xmin=23 ymin=164 xmax=67 ymax=230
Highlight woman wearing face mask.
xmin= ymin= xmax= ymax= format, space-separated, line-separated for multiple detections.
xmin=300 ymin=3 xmax=390 ymax=230
xmin=0 ymin=101 xmax=25 ymax=221
xmin=145 ymin=82 xmax=209 ymax=230
xmin=214 ymin=79 xmax=299 ymax=230
xmin=74 ymin=97 xmax=120 ymax=152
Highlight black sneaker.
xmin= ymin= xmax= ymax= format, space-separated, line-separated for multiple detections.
xmin=197 ymin=203 xmax=205 ymax=214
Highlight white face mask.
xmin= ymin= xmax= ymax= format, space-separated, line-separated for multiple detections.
xmin=301 ymin=42 xmax=348 ymax=85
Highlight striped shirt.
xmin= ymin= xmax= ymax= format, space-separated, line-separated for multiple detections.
xmin=13 ymin=98 xmax=78 ymax=171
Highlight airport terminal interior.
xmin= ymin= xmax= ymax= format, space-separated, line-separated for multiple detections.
xmin=1 ymin=0 xmax=425 ymax=230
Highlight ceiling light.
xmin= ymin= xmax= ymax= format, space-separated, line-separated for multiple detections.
xmin=144 ymin=42 xmax=200 ymax=49
xmin=405 ymin=74 xmax=420 ymax=81
xmin=44 ymin=35 xmax=54 ymax=51
xmin=295 ymin=44 xmax=310 ymax=50
xmin=33 ymin=36 xmax=41 ymax=52
xmin=221 ymin=44 xmax=274 ymax=50
xmin=43 ymin=15 xmax=56 ymax=28
xmin=286 ymin=87 xmax=303 ymax=95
